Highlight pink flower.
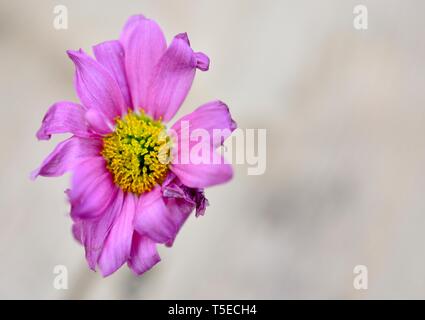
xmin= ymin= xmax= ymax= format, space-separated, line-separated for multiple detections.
xmin=32 ymin=15 xmax=236 ymax=276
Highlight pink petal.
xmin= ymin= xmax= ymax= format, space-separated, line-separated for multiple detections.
xmin=85 ymin=108 xmax=112 ymax=135
xmin=133 ymin=187 xmax=176 ymax=244
xmin=171 ymin=100 xmax=237 ymax=148
xmin=146 ymin=33 xmax=209 ymax=122
xmin=160 ymin=173 xmax=209 ymax=246
xmin=171 ymin=151 xmax=234 ymax=188
xmin=68 ymin=157 xmax=117 ymax=219
xmin=93 ymin=41 xmax=132 ymax=109
xmin=67 ymin=49 xmax=126 ymax=123
xmin=163 ymin=198 xmax=193 ymax=247
xmin=128 ymin=232 xmax=160 ymax=275
xmin=169 ymin=100 xmax=236 ymax=188
xmin=31 ymin=137 xmax=103 ymax=179
xmin=98 ymin=193 xmax=137 ymax=276
xmin=120 ymin=14 xmax=146 ymax=44
xmin=120 ymin=15 xmax=166 ymax=111
xmin=194 ymin=52 xmax=210 ymax=71
xmin=36 ymin=101 xmax=91 ymax=140
xmin=73 ymin=190 xmax=125 ymax=270
xmin=72 ymin=222 xmax=82 ymax=244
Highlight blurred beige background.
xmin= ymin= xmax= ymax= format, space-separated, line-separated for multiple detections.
xmin=1 ymin=0 xmax=425 ymax=299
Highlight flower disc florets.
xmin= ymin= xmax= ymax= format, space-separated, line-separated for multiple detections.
xmin=102 ymin=110 xmax=171 ymax=195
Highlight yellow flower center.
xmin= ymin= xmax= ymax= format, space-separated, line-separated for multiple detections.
xmin=101 ymin=110 xmax=171 ymax=195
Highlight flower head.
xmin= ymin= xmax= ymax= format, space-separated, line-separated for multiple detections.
xmin=32 ymin=14 xmax=236 ymax=276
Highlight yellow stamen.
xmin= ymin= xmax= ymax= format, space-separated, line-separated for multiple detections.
xmin=101 ymin=110 xmax=171 ymax=195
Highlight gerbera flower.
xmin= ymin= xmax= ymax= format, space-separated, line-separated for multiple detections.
xmin=32 ymin=15 xmax=236 ymax=276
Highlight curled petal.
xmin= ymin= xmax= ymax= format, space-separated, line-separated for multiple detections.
xmin=194 ymin=52 xmax=210 ymax=71
xmin=36 ymin=101 xmax=91 ymax=140
xmin=162 ymin=173 xmax=209 ymax=217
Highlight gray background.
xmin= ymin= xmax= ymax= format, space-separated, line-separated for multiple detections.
xmin=1 ymin=0 xmax=425 ymax=299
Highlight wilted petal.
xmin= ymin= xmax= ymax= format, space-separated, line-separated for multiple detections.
xmin=162 ymin=172 xmax=209 ymax=217
xmin=194 ymin=52 xmax=210 ymax=71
